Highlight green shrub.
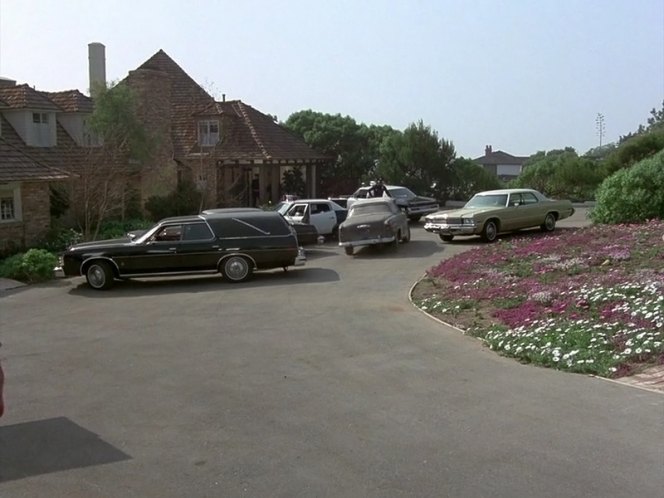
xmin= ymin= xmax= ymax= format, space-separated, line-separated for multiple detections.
xmin=590 ymin=149 xmax=664 ymax=224
xmin=97 ymin=219 xmax=153 ymax=240
xmin=0 ymin=249 xmax=58 ymax=283
xmin=39 ymin=226 xmax=83 ymax=252
xmin=145 ymin=181 xmax=202 ymax=221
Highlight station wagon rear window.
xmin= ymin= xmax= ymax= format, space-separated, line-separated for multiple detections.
xmin=208 ymin=216 xmax=291 ymax=237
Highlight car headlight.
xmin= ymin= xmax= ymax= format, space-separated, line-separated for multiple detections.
xmin=462 ymin=218 xmax=474 ymax=225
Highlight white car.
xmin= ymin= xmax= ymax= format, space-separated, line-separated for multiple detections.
xmin=346 ymin=185 xmax=439 ymax=222
xmin=277 ymin=199 xmax=348 ymax=236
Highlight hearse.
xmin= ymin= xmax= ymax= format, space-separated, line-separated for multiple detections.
xmin=59 ymin=211 xmax=306 ymax=290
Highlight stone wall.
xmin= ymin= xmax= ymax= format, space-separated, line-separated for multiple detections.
xmin=0 ymin=182 xmax=51 ymax=252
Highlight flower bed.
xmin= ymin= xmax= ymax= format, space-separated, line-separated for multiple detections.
xmin=412 ymin=221 xmax=664 ymax=378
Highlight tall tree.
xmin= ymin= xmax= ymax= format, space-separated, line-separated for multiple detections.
xmin=284 ymin=110 xmax=397 ymax=195
xmin=376 ymin=121 xmax=456 ymax=201
xmin=448 ymin=158 xmax=502 ymax=201
xmin=512 ymin=149 xmax=604 ymax=200
xmin=70 ymin=82 xmax=153 ymax=239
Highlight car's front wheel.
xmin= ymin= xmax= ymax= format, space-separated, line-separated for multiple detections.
xmin=85 ymin=261 xmax=115 ymax=290
xmin=541 ymin=213 xmax=556 ymax=232
xmin=439 ymin=234 xmax=454 ymax=242
xmin=481 ymin=220 xmax=499 ymax=242
xmin=221 ymin=256 xmax=253 ymax=283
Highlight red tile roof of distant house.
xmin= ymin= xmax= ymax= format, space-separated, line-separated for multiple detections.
xmin=474 ymin=147 xmax=527 ymax=165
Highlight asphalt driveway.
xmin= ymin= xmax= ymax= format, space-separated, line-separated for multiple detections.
xmin=1 ymin=208 xmax=663 ymax=497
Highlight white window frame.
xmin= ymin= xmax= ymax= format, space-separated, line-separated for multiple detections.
xmin=198 ymin=120 xmax=220 ymax=147
xmin=0 ymin=184 xmax=22 ymax=222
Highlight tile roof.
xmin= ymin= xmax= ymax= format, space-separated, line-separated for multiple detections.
xmin=200 ymin=100 xmax=330 ymax=162
xmin=0 ymin=117 xmax=70 ymax=182
xmin=126 ymin=49 xmax=216 ymax=159
xmin=0 ymin=84 xmax=62 ymax=111
xmin=44 ymin=90 xmax=94 ymax=113
xmin=474 ymin=150 xmax=527 ymax=165
xmin=126 ymin=50 xmax=330 ymax=164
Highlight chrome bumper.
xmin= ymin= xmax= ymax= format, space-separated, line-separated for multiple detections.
xmin=339 ymin=235 xmax=396 ymax=248
xmin=423 ymin=223 xmax=476 ymax=235
xmin=406 ymin=206 xmax=439 ymax=215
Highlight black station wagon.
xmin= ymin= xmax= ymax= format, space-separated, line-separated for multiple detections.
xmin=59 ymin=211 xmax=306 ymax=290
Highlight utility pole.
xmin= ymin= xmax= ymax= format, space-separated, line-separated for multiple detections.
xmin=596 ymin=113 xmax=605 ymax=147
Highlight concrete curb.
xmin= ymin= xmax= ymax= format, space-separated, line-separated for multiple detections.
xmin=0 ymin=278 xmax=26 ymax=291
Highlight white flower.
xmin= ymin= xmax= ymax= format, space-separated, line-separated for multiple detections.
xmin=623 ymin=348 xmax=632 ymax=355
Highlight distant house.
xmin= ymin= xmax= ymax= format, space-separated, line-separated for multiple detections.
xmin=473 ymin=145 xmax=528 ymax=181
xmin=0 ymin=81 xmax=83 ymax=252
xmin=121 ymin=49 xmax=331 ymax=208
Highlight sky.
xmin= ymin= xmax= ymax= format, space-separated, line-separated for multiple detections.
xmin=0 ymin=0 xmax=662 ymax=158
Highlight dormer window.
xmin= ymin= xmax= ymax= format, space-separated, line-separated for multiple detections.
xmin=32 ymin=112 xmax=51 ymax=146
xmin=198 ymin=120 xmax=219 ymax=147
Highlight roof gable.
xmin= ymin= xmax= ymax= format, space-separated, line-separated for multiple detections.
xmin=124 ymin=49 xmax=216 ymax=158
xmin=0 ymin=84 xmax=62 ymax=111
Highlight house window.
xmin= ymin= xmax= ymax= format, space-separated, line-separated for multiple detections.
xmin=33 ymin=112 xmax=48 ymax=124
xmin=0 ymin=184 xmax=22 ymax=222
xmin=198 ymin=120 xmax=219 ymax=147
xmin=32 ymin=112 xmax=51 ymax=146
xmin=0 ymin=196 xmax=15 ymax=220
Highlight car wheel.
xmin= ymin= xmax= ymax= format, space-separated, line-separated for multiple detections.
xmin=85 ymin=260 xmax=114 ymax=290
xmin=402 ymin=226 xmax=411 ymax=243
xmin=221 ymin=256 xmax=253 ymax=283
xmin=481 ymin=220 xmax=498 ymax=242
xmin=408 ymin=215 xmax=422 ymax=222
xmin=541 ymin=213 xmax=556 ymax=232
xmin=439 ymin=234 xmax=454 ymax=242
xmin=344 ymin=246 xmax=354 ymax=256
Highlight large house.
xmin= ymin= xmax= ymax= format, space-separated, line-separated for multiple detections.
xmin=120 ymin=48 xmax=330 ymax=209
xmin=0 ymin=81 xmax=87 ymax=251
xmin=0 ymin=43 xmax=329 ymax=251
xmin=474 ymin=145 xmax=528 ymax=181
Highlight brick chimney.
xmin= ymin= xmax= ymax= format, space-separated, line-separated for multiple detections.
xmin=485 ymin=145 xmax=492 ymax=156
xmin=88 ymin=42 xmax=107 ymax=98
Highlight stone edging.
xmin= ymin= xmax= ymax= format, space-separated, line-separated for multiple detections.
xmin=407 ymin=275 xmax=663 ymax=396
